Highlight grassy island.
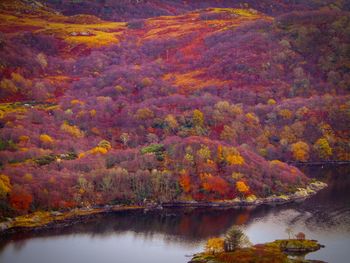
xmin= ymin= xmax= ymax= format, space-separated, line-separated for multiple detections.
xmin=190 ymin=227 xmax=324 ymax=263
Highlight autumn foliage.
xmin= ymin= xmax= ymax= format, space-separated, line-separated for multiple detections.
xmin=0 ymin=0 xmax=349 ymax=218
xmin=9 ymin=186 xmax=33 ymax=212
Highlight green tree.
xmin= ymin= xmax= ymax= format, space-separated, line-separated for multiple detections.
xmin=224 ymin=226 xmax=251 ymax=252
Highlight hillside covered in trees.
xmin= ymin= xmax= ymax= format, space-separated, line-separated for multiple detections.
xmin=0 ymin=0 xmax=349 ymax=218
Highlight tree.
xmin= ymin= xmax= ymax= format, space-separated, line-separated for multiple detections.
xmin=197 ymin=145 xmax=211 ymax=161
xmin=9 ymin=185 xmax=33 ymax=212
xmin=165 ymin=114 xmax=178 ymax=130
xmin=0 ymin=78 xmax=17 ymax=98
xmin=179 ymin=171 xmax=191 ymax=193
xmin=285 ymin=227 xmax=294 ymax=239
xmin=224 ymin=226 xmax=251 ymax=252
xmin=193 ymin=109 xmax=204 ymax=127
xmin=236 ymin=181 xmax=249 ymax=196
xmin=0 ymin=174 xmax=12 ymax=199
xmin=36 ymin=53 xmax=48 ymax=68
xmin=296 ymin=232 xmax=306 ymax=240
xmin=201 ymin=174 xmax=230 ymax=196
xmin=278 ymin=109 xmax=293 ymax=119
xmin=205 ymin=237 xmax=225 ymax=254
xmin=39 ymin=134 xmax=54 ymax=144
xmin=120 ymin=133 xmax=130 ymax=147
xmin=267 ymin=98 xmax=276 ymax=105
xmin=226 ymin=153 xmax=244 ymax=166
xmin=98 ymin=140 xmax=112 ymax=150
xmin=291 ymin=141 xmax=310 ymax=162
xmin=221 ymin=147 xmax=244 ymax=166
xmin=220 ymin=125 xmax=237 ymax=142
xmin=135 ymin=108 xmax=154 ymax=120
xmin=100 ymin=174 xmax=114 ymax=193
xmin=314 ymin=138 xmax=332 ymax=160
xmin=60 ymin=121 xmax=84 ymax=138
xmin=90 ymin=146 xmax=108 ymax=155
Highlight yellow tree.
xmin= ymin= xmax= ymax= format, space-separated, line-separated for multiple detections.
xmin=165 ymin=114 xmax=178 ymax=131
xmin=267 ymin=98 xmax=276 ymax=105
xmin=39 ymin=134 xmax=54 ymax=144
xmin=197 ymin=145 xmax=211 ymax=161
xmin=60 ymin=121 xmax=84 ymax=138
xmin=217 ymin=145 xmax=224 ymax=163
xmin=314 ymin=138 xmax=332 ymax=160
xmin=223 ymin=147 xmax=244 ymax=165
xmin=98 ymin=140 xmax=112 ymax=150
xmin=205 ymin=238 xmax=225 ymax=254
xmin=193 ymin=109 xmax=204 ymax=127
xmin=0 ymin=174 xmax=12 ymax=199
xmin=135 ymin=108 xmax=154 ymax=120
xmin=226 ymin=153 xmax=244 ymax=165
xmin=236 ymin=181 xmax=249 ymax=197
xmin=291 ymin=141 xmax=310 ymax=162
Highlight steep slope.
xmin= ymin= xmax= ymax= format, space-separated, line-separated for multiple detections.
xmin=0 ymin=0 xmax=348 ymax=218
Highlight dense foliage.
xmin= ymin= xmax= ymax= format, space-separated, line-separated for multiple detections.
xmin=0 ymin=0 xmax=349 ymax=218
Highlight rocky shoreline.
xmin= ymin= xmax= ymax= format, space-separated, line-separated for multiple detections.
xmin=0 ymin=181 xmax=327 ymax=236
xmin=163 ymin=181 xmax=327 ymax=208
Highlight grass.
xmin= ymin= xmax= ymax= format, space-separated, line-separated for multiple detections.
xmin=192 ymin=246 xmax=289 ymax=263
xmin=163 ymin=70 xmax=230 ymax=93
xmin=4 ymin=205 xmax=143 ymax=231
xmin=266 ymin=239 xmax=321 ymax=252
xmin=191 ymin=239 xmax=322 ymax=263
xmin=0 ymin=103 xmax=27 ymax=119
xmin=0 ymin=12 xmax=126 ymax=48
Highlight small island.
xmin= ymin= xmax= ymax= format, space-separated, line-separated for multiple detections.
xmin=190 ymin=227 xmax=324 ymax=263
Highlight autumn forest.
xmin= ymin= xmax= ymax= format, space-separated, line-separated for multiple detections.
xmin=0 ymin=0 xmax=349 ymax=221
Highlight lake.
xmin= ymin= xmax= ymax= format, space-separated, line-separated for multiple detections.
xmin=0 ymin=165 xmax=349 ymax=263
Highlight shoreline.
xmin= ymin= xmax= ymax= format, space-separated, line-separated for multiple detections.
xmin=0 ymin=181 xmax=327 ymax=237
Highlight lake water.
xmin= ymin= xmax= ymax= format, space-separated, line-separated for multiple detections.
xmin=0 ymin=165 xmax=349 ymax=263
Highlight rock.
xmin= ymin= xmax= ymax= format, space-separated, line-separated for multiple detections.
xmin=266 ymin=195 xmax=290 ymax=203
xmin=309 ymin=181 xmax=327 ymax=191
xmin=306 ymin=187 xmax=316 ymax=194
xmin=0 ymin=222 xmax=10 ymax=231
xmin=277 ymin=195 xmax=290 ymax=201
xmin=69 ymin=31 xmax=93 ymax=37
xmin=232 ymin=197 xmax=241 ymax=203
xmin=294 ymin=188 xmax=309 ymax=198
xmin=246 ymin=195 xmax=257 ymax=203
xmin=51 ymin=211 xmax=63 ymax=216
xmin=80 ymin=31 xmax=92 ymax=36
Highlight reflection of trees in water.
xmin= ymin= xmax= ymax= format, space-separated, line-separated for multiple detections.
xmin=0 ymin=207 xmax=271 ymax=248
xmin=295 ymin=165 xmax=350 ymax=232
xmin=1 ymin=165 xmax=349 ymax=250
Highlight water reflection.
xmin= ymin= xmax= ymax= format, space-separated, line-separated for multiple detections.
xmin=0 ymin=165 xmax=349 ymax=263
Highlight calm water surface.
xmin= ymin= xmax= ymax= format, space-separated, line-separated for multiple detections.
xmin=0 ymin=165 xmax=349 ymax=263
